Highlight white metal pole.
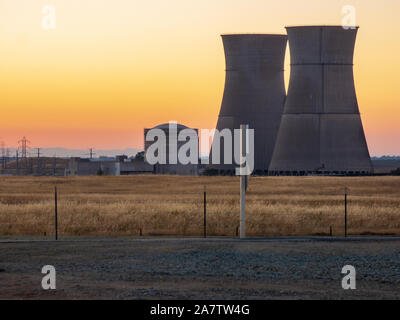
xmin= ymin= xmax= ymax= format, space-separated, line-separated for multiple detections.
xmin=240 ymin=124 xmax=248 ymax=239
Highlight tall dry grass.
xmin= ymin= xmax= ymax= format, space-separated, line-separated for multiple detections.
xmin=0 ymin=175 xmax=399 ymax=237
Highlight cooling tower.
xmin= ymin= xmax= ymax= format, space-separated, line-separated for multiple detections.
xmin=210 ymin=34 xmax=287 ymax=174
xmin=269 ymin=26 xmax=373 ymax=175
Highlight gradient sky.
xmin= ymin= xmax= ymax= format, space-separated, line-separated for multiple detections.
xmin=0 ymin=0 xmax=399 ymax=155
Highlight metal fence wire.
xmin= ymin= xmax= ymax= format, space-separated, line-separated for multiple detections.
xmin=1 ymin=183 xmax=399 ymax=239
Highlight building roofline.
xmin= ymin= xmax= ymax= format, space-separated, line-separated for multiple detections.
xmin=285 ymin=25 xmax=359 ymax=29
xmin=221 ymin=33 xmax=287 ymax=37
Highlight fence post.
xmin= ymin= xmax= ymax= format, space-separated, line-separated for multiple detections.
xmin=55 ymin=185 xmax=58 ymax=241
xmin=344 ymin=187 xmax=347 ymax=238
xmin=203 ymin=185 xmax=207 ymax=238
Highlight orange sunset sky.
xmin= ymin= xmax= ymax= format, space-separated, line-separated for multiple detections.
xmin=0 ymin=0 xmax=399 ymax=155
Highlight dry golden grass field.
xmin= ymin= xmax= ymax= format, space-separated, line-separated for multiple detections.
xmin=0 ymin=175 xmax=399 ymax=237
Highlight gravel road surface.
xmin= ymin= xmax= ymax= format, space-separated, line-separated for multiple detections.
xmin=1 ymin=237 xmax=399 ymax=299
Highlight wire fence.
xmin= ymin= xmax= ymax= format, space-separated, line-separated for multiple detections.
xmin=1 ymin=184 xmax=398 ymax=239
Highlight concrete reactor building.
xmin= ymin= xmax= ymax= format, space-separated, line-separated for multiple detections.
xmin=144 ymin=123 xmax=199 ymax=175
xmin=210 ymin=34 xmax=287 ymax=174
xmin=269 ymin=26 xmax=373 ymax=175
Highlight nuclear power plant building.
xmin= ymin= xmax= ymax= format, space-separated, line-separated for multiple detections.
xmin=210 ymin=34 xmax=287 ymax=174
xmin=144 ymin=123 xmax=199 ymax=175
xmin=269 ymin=26 xmax=373 ymax=175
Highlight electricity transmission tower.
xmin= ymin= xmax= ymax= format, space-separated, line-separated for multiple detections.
xmin=18 ymin=136 xmax=31 ymax=159
xmin=86 ymin=148 xmax=96 ymax=159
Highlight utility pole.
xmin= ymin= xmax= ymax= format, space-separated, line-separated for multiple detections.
xmin=203 ymin=185 xmax=207 ymax=238
xmin=16 ymin=150 xmax=19 ymax=176
xmin=5 ymin=148 xmax=9 ymax=170
xmin=344 ymin=187 xmax=348 ymax=238
xmin=0 ymin=141 xmax=4 ymax=174
xmin=30 ymin=155 xmax=33 ymax=174
xmin=87 ymin=148 xmax=96 ymax=160
xmin=0 ymin=141 xmax=5 ymax=170
xmin=239 ymin=124 xmax=249 ymax=239
xmin=53 ymin=155 xmax=57 ymax=176
xmin=55 ymin=186 xmax=58 ymax=240
xmin=37 ymin=148 xmax=41 ymax=176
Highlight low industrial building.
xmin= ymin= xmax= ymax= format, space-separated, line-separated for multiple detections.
xmin=65 ymin=156 xmax=153 ymax=176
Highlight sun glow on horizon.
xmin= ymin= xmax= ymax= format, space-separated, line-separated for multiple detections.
xmin=1 ymin=0 xmax=399 ymax=155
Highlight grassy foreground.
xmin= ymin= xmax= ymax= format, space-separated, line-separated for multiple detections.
xmin=0 ymin=175 xmax=399 ymax=237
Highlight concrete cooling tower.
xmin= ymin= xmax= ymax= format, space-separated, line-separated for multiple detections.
xmin=210 ymin=34 xmax=287 ymax=174
xmin=269 ymin=26 xmax=373 ymax=175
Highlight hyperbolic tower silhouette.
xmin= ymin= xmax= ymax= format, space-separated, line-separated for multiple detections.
xmin=211 ymin=34 xmax=287 ymax=173
xmin=269 ymin=26 xmax=373 ymax=175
